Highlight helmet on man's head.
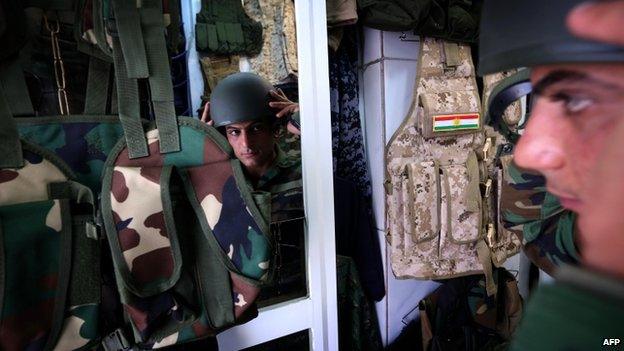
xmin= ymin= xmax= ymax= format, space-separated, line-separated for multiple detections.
xmin=478 ymin=0 xmax=624 ymax=76
xmin=209 ymin=72 xmax=275 ymax=128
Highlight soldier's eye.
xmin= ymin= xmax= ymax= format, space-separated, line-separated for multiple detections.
xmin=551 ymin=93 xmax=594 ymax=115
xmin=565 ymin=96 xmax=593 ymax=114
xmin=227 ymin=129 xmax=240 ymax=136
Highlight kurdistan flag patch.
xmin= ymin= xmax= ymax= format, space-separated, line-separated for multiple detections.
xmin=432 ymin=113 xmax=480 ymax=132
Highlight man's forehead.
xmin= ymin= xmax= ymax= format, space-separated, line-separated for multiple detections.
xmin=531 ymin=63 xmax=624 ymax=90
xmin=225 ymin=120 xmax=265 ymax=129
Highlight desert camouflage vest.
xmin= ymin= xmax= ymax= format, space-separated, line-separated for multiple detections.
xmin=385 ymin=38 xmax=521 ymax=295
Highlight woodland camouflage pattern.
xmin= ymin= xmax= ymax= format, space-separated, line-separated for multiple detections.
xmin=386 ymin=38 xmax=520 ymax=280
xmin=499 ymin=156 xmax=579 ymax=274
xmin=18 ymin=120 xmax=125 ymax=193
xmin=0 ymin=147 xmax=98 ymax=350
xmin=104 ymin=118 xmax=271 ymax=345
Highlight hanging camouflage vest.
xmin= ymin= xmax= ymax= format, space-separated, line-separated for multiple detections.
xmin=385 ymin=38 xmax=521 ymax=295
xmin=0 ymin=0 xmax=273 ymax=349
xmin=98 ymin=0 xmax=273 ymax=348
xmin=195 ymin=0 xmax=263 ymax=56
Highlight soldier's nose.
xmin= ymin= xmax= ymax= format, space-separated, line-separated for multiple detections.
xmin=514 ymin=105 xmax=565 ymax=172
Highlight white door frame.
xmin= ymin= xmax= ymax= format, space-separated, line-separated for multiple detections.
xmin=181 ymin=1 xmax=338 ymax=349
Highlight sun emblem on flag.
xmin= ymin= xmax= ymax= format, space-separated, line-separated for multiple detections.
xmin=452 ymin=117 xmax=461 ymax=126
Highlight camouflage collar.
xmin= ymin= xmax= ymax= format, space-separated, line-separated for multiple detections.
xmin=255 ymin=145 xmax=300 ymax=190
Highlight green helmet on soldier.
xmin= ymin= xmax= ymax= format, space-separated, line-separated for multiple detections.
xmin=209 ymin=72 xmax=275 ymax=128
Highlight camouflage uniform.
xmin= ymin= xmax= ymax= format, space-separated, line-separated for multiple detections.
xmin=100 ymin=118 xmax=273 ymax=347
xmin=255 ymin=145 xmax=306 ymax=303
xmin=499 ymin=158 xmax=580 ymax=275
xmin=0 ymin=144 xmax=100 ymax=350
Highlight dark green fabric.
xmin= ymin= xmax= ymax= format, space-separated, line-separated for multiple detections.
xmin=479 ymin=0 xmax=624 ymax=75
xmin=336 ymin=255 xmax=383 ymax=351
xmin=111 ymin=0 xmax=149 ymax=79
xmin=511 ymin=266 xmax=624 ymax=351
xmin=166 ymin=0 xmax=184 ymax=54
xmin=0 ymin=57 xmax=34 ymax=116
xmin=195 ymin=0 xmax=263 ymax=56
xmin=42 ymin=199 xmax=73 ymax=351
xmin=358 ymin=0 xmax=482 ymax=43
xmin=139 ymin=0 xmax=180 ymax=154
xmin=111 ymin=35 xmax=149 ymax=159
xmin=0 ymin=84 xmax=23 ymax=168
xmin=0 ymin=0 xmax=28 ymax=61
xmin=84 ymin=57 xmax=112 ymax=115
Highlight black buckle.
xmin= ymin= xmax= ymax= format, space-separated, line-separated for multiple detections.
xmin=102 ymin=328 xmax=133 ymax=351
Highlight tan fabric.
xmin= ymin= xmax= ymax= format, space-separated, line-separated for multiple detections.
xmin=385 ymin=38 xmax=521 ymax=287
xmin=328 ymin=27 xmax=344 ymax=52
xmin=199 ymin=55 xmax=240 ymax=100
xmin=326 ymin=0 xmax=358 ymax=27
xmin=243 ymin=0 xmax=298 ymax=84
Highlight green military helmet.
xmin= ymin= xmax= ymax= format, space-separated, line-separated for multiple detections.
xmin=210 ymin=72 xmax=275 ymax=128
xmin=478 ymin=0 xmax=624 ymax=75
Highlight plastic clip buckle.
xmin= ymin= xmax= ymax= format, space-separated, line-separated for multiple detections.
xmin=102 ymin=328 xmax=133 ymax=351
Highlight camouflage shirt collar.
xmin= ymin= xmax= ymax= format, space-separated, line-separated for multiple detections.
xmin=256 ymin=145 xmax=298 ymax=189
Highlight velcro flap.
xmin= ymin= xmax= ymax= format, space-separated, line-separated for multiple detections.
xmin=419 ymin=91 xmax=481 ymax=139
xmin=106 ymin=165 xmax=182 ymax=297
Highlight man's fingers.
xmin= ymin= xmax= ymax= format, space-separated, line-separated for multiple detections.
xmin=567 ymin=1 xmax=624 ymax=46
xmin=200 ymin=101 xmax=211 ymax=123
xmin=269 ymin=90 xmax=288 ymax=102
xmin=269 ymin=101 xmax=292 ymax=108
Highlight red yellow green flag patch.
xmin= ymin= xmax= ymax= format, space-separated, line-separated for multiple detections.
xmin=432 ymin=113 xmax=480 ymax=132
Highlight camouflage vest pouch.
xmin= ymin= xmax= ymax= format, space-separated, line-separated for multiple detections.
xmin=481 ymin=72 xmax=525 ymax=267
xmin=100 ymin=119 xmax=273 ymax=348
xmin=0 ymin=79 xmax=103 ymax=349
xmin=386 ymin=38 xmax=498 ymax=294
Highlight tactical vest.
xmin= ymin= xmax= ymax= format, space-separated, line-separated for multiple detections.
xmin=195 ymin=0 xmax=263 ymax=56
xmin=0 ymin=1 xmax=273 ymax=349
xmin=385 ymin=38 xmax=521 ymax=295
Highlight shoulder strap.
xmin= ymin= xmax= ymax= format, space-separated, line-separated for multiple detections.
xmin=110 ymin=0 xmax=180 ymax=159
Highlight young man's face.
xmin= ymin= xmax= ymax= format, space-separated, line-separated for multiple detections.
xmin=513 ymin=63 xmax=624 ymax=275
xmin=514 ymin=63 xmax=624 ymax=214
xmin=224 ymin=119 xmax=276 ymax=177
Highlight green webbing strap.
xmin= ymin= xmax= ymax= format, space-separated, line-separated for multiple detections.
xmin=0 ymin=85 xmax=23 ymax=168
xmin=140 ymin=0 xmax=180 ymax=154
xmin=110 ymin=75 xmax=118 ymax=114
xmin=112 ymin=36 xmax=149 ymax=159
xmin=0 ymin=56 xmax=34 ymax=116
xmin=84 ymin=56 xmax=111 ymax=114
xmin=111 ymin=0 xmax=149 ymax=79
